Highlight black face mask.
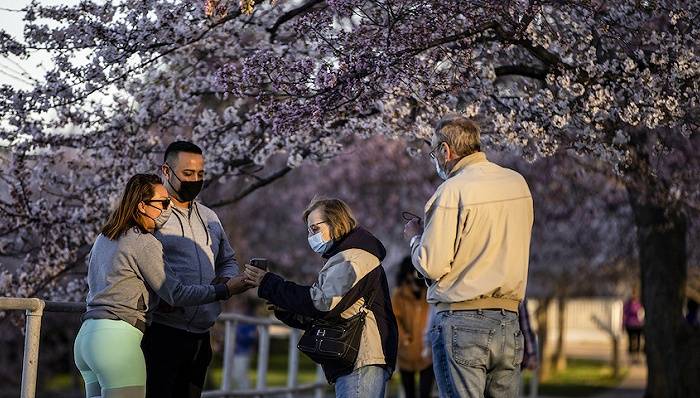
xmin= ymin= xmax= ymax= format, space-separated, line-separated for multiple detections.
xmin=166 ymin=164 xmax=204 ymax=202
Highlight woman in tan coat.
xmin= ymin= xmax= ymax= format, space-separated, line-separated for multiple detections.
xmin=392 ymin=256 xmax=435 ymax=398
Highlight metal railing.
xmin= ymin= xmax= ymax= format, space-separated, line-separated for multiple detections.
xmin=0 ymin=297 xmax=326 ymax=398
xmin=206 ymin=313 xmax=326 ymax=398
xmin=1 ymin=296 xmax=540 ymax=398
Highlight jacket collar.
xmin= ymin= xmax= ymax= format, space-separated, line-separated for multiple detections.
xmin=449 ymin=151 xmax=488 ymax=178
xmin=322 ymin=226 xmax=386 ymax=261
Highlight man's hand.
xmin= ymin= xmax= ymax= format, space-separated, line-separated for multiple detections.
xmin=522 ymin=354 xmax=538 ymax=371
xmin=403 ymin=218 xmax=423 ymax=242
xmin=244 ymin=264 xmax=267 ymax=287
xmin=225 ymin=274 xmax=255 ymax=296
xmin=421 ymin=345 xmax=432 ymax=361
xmin=211 ymin=276 xmax=230 ymax=285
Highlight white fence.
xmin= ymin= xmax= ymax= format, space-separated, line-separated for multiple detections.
xmin=528 ymin=298 xmax=624 ymax=346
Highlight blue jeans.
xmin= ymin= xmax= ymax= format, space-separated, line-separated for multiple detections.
xmin=431 ymin=309 xmax=523 ymax=398
xmin=335 ymin=365 xmax=390 ymax=398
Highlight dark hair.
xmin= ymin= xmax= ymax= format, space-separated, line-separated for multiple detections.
xmin=395 ymin=256 xmax=416 ymax=286
xmin=164 ymin=141 xmax=203 ymax=165
xmin=303 ymin=197 xmax=357 ymax=240
xmin=101 ymin=174 xmax=162 ymax=240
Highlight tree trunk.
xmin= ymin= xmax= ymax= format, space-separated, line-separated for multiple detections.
xmin=536 ymin=297 xmax=553 ymax=381
xmin=553 ymin=295 xmax=568 ymax=372
xmin=627 ymin=188 xmax=700 ymax=397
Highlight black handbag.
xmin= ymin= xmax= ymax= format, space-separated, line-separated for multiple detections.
xmin=297 ymin=292 xmax=375 ymax=368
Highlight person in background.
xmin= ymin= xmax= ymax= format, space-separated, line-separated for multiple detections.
xmin=686 ymin=298 xmax=699 ymax=328
xmin=232 ymin=299 xmax=257 ymax=390
xmin=392 ymin=256 xmax=435 ymax=398
xmin=623 ymin=291 xmax=645 ymax=363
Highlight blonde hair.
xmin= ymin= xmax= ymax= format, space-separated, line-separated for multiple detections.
xmin=434 ymin=114 xmax=481 ymax=157
xmin=303 ymin=197 xmax=357 ymax=240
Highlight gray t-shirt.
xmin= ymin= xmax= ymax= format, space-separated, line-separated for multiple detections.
xmin=83 ymin=228 xmax=228 ymax=331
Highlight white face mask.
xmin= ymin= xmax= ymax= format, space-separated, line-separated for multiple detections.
xmin=432 ymin=156 xmax=449 ymax=180
xmin=153 ymin=205 xmax=172 ymax=230
xmin=142 ymin=203 xmax=172 ymax=230
xmin=308 ymin=231 xmax=333 ymax=254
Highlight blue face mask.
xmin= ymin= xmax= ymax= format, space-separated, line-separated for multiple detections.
xmin=432 ymin=156 xmax=449 ymax=180
xmin=308 ymin=232 xmax=333 ymax=254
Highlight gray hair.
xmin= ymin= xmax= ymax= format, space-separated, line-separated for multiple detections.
xmin=434 ymin=114 xmax=481 ymax=157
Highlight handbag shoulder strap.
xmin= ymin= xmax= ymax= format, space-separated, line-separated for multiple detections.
xmin=360 ymin=288 xmax=377 ymax=312
xmin=323 ymin=266 xmax=382 ymax=320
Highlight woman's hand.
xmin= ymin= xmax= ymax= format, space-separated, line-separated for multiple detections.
xmin=244 ymin=264 xmax=267 ymax=287
xmin=225 ymin=274 xmax=255 ymax=296
xmin=266 ymin=302 xmax=287 ymax=312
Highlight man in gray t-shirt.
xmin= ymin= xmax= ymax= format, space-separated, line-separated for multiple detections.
xmin=141 ymin=141 xmax=240 ymax=398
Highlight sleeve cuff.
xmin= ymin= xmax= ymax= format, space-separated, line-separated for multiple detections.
xmin=213 ymin=284 xmax=229 ymax=300
xmin=410 ymin=235 xmax=421 ymax=247
xmin=258 ymin=272 xmax=280 ymax=301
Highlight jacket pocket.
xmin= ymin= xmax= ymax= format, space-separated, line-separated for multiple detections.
xmin=451 ymin=326 xmax=493 ymax=368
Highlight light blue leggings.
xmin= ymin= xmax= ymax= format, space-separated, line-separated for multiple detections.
xmin=73 ymin=319 xmax=146 ymax=398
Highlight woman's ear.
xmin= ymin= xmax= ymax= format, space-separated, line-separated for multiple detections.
xmin=137 ymin=201 xmax=147 ymax=214
xmin=324 ymin=225 xmax=334 ymax=242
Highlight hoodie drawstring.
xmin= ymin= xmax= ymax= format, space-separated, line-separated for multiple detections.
xmin=171 ymin=211 xmax=185 ymax=237
xmin=193 ymin=203 xmax=210 ymax=246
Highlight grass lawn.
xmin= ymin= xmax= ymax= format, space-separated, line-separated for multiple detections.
xmin=206 ymin=352 xmax=320 ymax=387
xmin=522 ymin=359 xmax=628 ymax=397
xmin=44 ymin=345 xmax=625 ymax=398
xmin=206 ymin=341 xmax=404 ymax=394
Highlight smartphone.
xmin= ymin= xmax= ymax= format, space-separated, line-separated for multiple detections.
xmin=249 ymin=257 xmax=270 ymax=271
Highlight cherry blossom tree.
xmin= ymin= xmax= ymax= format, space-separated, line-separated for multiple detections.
xmin=523 ymin=154 xmax=637 ymax=378
xmin=1 ymin=0 xmax=698 ymax=395
xmin=212 ymin=135 xmax=439 ymax=283
xmin=220 ymin=1 xmax=699 ymax=395
xmin=223 ymin=136 xmax=641 ymax=381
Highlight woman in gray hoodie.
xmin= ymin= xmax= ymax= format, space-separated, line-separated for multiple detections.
xmin=73 ymin=174 xmax=252 ymax=398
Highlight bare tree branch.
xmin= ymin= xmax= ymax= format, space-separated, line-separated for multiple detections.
xmin=495 ymin=64 xmax=548 ymax=80
xmin=209 ymin=166 xmax=292 ymax=208
xmin=267 ymin=0 xmax=326 ymax=43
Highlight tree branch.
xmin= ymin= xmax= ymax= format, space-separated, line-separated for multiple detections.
xmin=208 ymin=166 xmax=292 ymax=208
xmin=267 ymin=0 xmax=326 ymax=43
xmin=28 ymin=243 xmax=92 ymax=297
xmin=495 ymin=64 xmax=548 ymax=80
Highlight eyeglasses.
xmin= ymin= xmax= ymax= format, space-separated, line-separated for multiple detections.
xmin=145 ymin=198 xmax=171 ymax=210
xmin=307 ymin=221 xmax=328 ymax=234
xmin=425 ymin=139 xmax=443 ymax=159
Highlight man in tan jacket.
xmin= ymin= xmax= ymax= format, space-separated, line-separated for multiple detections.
xmin=404 ymin=114 xmax=534 ymax=398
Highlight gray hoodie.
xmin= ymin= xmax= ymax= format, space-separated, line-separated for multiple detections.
xmin=151 ymin=201 xmax=239 ymax=333
xmin=83 ymin=229 xmax=229 ymax=332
